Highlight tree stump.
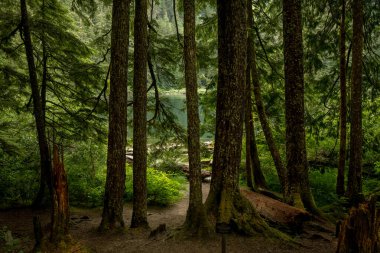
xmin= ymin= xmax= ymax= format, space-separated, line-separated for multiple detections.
xmin=50 ymin=144 xmax=69 ymax=244
xmin=336 ymin=196 xmax=380 ymax=253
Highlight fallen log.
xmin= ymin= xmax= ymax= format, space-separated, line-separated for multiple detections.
xmin=241 ymin=189 xmax=311 ymax=232
xmin=181 ymin=164 xmax=211 ymax=182
xmin=336 ymin=196 xmax=380 ymax=253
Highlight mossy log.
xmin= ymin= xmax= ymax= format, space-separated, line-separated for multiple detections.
xmin=241 ymin=189 xmax=311 ymax=231
xmin=336 ymin=196 xmax=380 ymax=253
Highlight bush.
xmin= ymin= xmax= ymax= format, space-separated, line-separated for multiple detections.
xmin=0 ymin=137 xmax=39 ymax=208
xmin=66 ymin=141 xmax=107 ymax=207
xmin=309 ymin=168 xmax=338 ymax=207
xmin=125 ymin=167 xmax=186 ymax=206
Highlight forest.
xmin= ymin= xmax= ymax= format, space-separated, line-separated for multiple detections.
xmin=0 ymin=0 xmax=379 ymax=252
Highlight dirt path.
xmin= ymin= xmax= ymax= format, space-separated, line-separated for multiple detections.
xmin=0 ymin=184 xmax=337 ymax=253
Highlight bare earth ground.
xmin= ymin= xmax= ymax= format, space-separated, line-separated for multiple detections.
xmin=0 ymin=184 xmax=337 ymax=253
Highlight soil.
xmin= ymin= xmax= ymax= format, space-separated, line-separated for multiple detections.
xmin=0 ymin=184 xmax=337 ymax=253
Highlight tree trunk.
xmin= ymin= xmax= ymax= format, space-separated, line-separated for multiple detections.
xmin=50 ymin=144 xmax=69 ymax=244
xmin=245 ymin=26 xmax=255 ymax=190
xmin=131 ymin=0 xmax=149 ymax=229
xmin=248 ymin=4 xmax=288 ymax=197
xmin=347 ymin=0 xmax=364 ymax=202
xmin=336 ymin=196 xmax=379 ymax=253
xmin=20 ymin=0 xmax=52 ymax=209
xmin=183 ymin=0 xmax=211 ymax=236
xmin=246 ymin=0 xmax=267 ymax=191
xmin=205 ymin=0 xmax=269 ymax=235
xmin=99 ymin=0 xmax=130 ymax=231
xmin=337 ymin=0 xmax=347 ymax=197
xmin=282 ymin=0 xmax=319 ymax=215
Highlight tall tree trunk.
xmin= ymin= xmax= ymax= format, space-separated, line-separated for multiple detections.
xmin=205 ymin=0 xmax=268 ymax=235
xmin=50 ymin=144 xmax=69 ymax=244
xmin=246 ymin=0 xmax=267 ymax=191
xmin=347 ymin=0 xmax=364 ymax=201
xmin=99 ymin=0 xmax=130 ymax=231
xmin=282 ymin=0 xmax=319 ymax=215
xmin=183 ymin=0 xmax=210 ymax=236
xmin=20 ymin=0 xmax=52 ymax=209
xmin=245 ymin=25 xmax=255 ymax=190
xmin=131 ymin=0 xmax=149 ymax=229
xmin=337 ymin=0 xmax=347 ymax=197
xmin=248 ymin=8 xmax=288 ymax=197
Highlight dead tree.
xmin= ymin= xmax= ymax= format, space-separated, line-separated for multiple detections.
xmin=336 ymin=196 xmax=379 ymax=253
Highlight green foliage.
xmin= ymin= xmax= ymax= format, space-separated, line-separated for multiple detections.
xmin=308 ymin=168 xmax=339 ymax=207
xmin=0 ymin=226 xmax=23 ymax=253
xmin=0 ymin=117 xmax=39 ymax=208
xmin=65 ymin=140 xmax=186 ymax=207
xmin=125 ymin=167 xmax=186 ymax=206
xmin=66 ymin=140 xmax=107 ymax=207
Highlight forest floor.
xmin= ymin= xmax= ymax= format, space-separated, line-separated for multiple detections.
xmin=0 ymin=184 xmax=338 ymax=253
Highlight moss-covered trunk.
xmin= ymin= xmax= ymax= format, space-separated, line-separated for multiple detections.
xmin=347 ymin=0 xmax=364 ymax=202
xmin=205 ymin=0 xmax=269 ymax=235
xmin=282 ymin=0 xmax=319 ymax=215
xmin=131 ymin=0 xmax=149 ymax=229
xmin=100 ymin=0 xmax=130 ymax=231
xmin=183 ymin=0 xmax=210 ymax=236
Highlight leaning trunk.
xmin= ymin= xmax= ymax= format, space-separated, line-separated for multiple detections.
xmin=205 ymin=0 xmax=268 ymax=235
xmin=99 ymin=0 xmax=130 ymax=230
xmin=131 ymin=0 xmax=149 ymax=229
xmin=248 ymin=4 xmax=288 ymax=197
xmin=347 ymin=0 xmax=364 ymax=202
xmin=246 ymin=0 xmax=267 ymax=190
xmin=183 ymin=0 xmax=210 ymax=236
xmin=282 ymin=0 xmax=319 ymax=215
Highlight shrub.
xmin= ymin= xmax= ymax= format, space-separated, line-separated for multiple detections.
xmin=124 ymin=167 xmax=186 ymax=206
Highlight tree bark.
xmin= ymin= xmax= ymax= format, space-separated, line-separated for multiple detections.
xmin=50 ymin=144 xmax=69 ymax=244
xmin=183 ymin=0 xmax=211 ymax=236
xmin=205 ymin=0 xmax=268 ymax=235
xmin=282 ymin=0 xmax=319 ymax=215
xmin=20 ymin=0 xmax=52 ymax=209
xmin=248 ymin=6 xmax=287 ymax=197
xmin=245 ymin=23 xmax=255 ymax=190
xmin=100 ymin=0 xmax=130 ymax=231
xmin=347 ymin=0 xmax=364 ymax=202
xmin=336 ymin=196 xmax=379 ymax=253
xmin=246 ymin=0 xmax=267 ymax=191
xmin=131 ymin=0 xmax=149 ymax=229
xmin=337 ymin=0 xmax=347 ymax=197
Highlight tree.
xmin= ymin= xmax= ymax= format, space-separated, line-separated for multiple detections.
xmin=99 ymin=0 xmax=130 ymax=230
xmin=131 ymin=0 xmax=149 ymax=229
xmin=347 ymin=0 xmax=364 ymax=201
xmin=245 ymin=0 xmax=267 ymax=191
xmin=337 ymin=0 xmax=347 ymax=196
xmin=249 ymin=9 xmax=287 ymax=197
xmin=282 ymin=0 xmax=319 ymax=215
xmin=183 ymin=0 xmax=210 ymax=235
xmin=205 ymin=0 xmax=268 ymax=234
xmin=20 ymin=0 xmax=52 ymax=208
